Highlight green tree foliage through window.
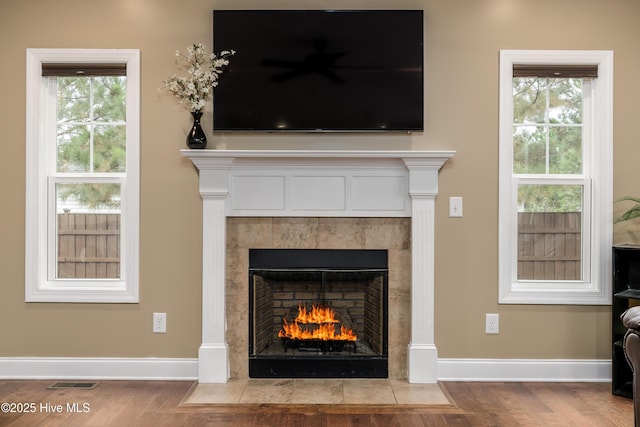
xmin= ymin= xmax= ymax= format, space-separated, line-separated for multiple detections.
xmin=56 ymin=76 xmax=126 ymax=210
xmin=513 ymin=77 xmax=584 ymax=213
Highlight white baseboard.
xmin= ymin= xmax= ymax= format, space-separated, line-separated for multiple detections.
xmin=0 ymin=357 xmax=611 ymax=382
xmin=438 ymin=358 xmax=611 ymax=382
xmin=0 ymin=357 xmax=198 ymax=381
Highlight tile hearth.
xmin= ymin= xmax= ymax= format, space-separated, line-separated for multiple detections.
xmin=183 ymin=379 xmax=452 ymax=406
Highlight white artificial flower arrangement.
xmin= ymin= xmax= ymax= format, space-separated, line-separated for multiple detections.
xmin=163 ymin=43 xmax=234 ymax=113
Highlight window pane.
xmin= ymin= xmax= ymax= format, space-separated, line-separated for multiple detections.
xmin=518 ymin=184 xmax=582 ymax=212
xmin=57 ymin=125 xmax=90 ymax=172
xmin=517 ymin=184 xmax=582 ymax=281
xmin=549 ymin=127 xmax=582 ymax=174
xmin=57 ymin=77 xmax=90 ymax=122
xmin=56 ymin=182 xmax=121 ymax=212
xmin=94 ymin=125 xmax=126 ymax=172
xmin=513 ymin=77 xmax=584 ymax=176
xmin=56 ymin=183 xmax=121 ymax=279
xmin=548 ymin=78 xmax=582 ymax=125
xmin=513 ymin=77 xmax=546 ymax=124
xmin=93 ymin=76 xmax=126 ymax=122
xmin=513 ymin=125 xmax=546 ymax=174
xmin=56 ymin=76 xmax=127 ymax=174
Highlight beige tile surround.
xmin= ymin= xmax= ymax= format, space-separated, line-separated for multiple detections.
xmin=225 ymin=217 xmax=411 ymax=380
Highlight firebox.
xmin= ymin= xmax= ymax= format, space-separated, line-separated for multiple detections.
xmin=249 ymin=249 xmax=389 ymax=378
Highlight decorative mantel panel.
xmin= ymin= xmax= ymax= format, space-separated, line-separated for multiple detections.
xmin=181 ymin=149 xmax=454 ymax=383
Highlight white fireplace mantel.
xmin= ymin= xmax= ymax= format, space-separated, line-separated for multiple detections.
xmin=181 ymin=149 xmax=455 ymax=383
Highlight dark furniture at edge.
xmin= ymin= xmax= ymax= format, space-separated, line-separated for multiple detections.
xmin=613 ymin=245 xmax=640 ymax=398
xmin=622 ymin=306 xmax=640 ymax=426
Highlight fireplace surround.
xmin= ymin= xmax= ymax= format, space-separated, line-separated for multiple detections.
xmin=182 ymin=149 xmax=454 ymax=383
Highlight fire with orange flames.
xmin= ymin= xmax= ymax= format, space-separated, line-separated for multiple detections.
xmin=278 ymin=303 xmax=357 ymax=341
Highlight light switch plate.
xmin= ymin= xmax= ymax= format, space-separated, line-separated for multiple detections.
xmin=449 ymin=196 xmax=463 ymax=217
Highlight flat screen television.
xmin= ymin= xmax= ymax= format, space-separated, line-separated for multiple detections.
xmin=212 ymin=10 xmax=424 ymax=132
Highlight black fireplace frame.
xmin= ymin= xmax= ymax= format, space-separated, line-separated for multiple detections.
xmin=248 ymin=249 xmax=389 ymax=378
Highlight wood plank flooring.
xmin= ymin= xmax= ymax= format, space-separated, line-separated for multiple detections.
xmin=0 ymin=380 xmax=633 ymax=426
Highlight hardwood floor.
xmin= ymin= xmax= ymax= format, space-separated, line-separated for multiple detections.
xmin=0 ymin=380 xmax=633 ymax=426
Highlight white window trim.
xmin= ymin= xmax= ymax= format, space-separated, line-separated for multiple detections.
xmin=25 ymin=48 xmax=140 ymax=303
xmin=498 ymin=50 xmax=613 ymax=305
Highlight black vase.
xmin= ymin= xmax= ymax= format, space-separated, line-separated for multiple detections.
xmin=186 ymin=110 xmax=207 ymax=149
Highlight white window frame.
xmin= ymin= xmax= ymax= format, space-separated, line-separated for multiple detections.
xmin=25 ymin=48 xmax=140 ymax=303
xmin=498 ymin=50 xmax=613 ymax=305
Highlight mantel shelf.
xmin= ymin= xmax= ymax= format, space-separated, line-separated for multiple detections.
xmin=180 ymin=149 xmax=456 ymax=160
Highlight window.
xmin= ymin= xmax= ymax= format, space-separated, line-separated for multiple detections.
xmin=26 ymin=49 xmax=140 ymax=302
xmin=499 ymin=50 xmax=613 ymax=304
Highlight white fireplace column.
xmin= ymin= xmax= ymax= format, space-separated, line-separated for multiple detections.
xmin=403 ymin=158 xmax=444 ymax=383
xmin=190 ymin=156 xmax=234 ymax=383
xmin=182 ymin=150 xmax=454 ymax=383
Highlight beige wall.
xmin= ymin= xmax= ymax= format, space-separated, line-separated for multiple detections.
xmin=2 ymin=0 xmax=639 ymax=363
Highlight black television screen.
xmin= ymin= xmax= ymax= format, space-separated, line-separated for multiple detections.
xmin=212 ymin=10 xmax=424 ymax=132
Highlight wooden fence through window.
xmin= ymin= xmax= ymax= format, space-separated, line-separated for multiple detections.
xmin=57 ymin=213 xmax=120 ymax=279
xmin=517 ymin=212 xmax=581 ymax=281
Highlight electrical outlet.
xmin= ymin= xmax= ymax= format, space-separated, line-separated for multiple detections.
xmin=153 ymin=312 xmax=167 ymax=333
xmin=485 ymin=313 xmax=499 ymax=334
